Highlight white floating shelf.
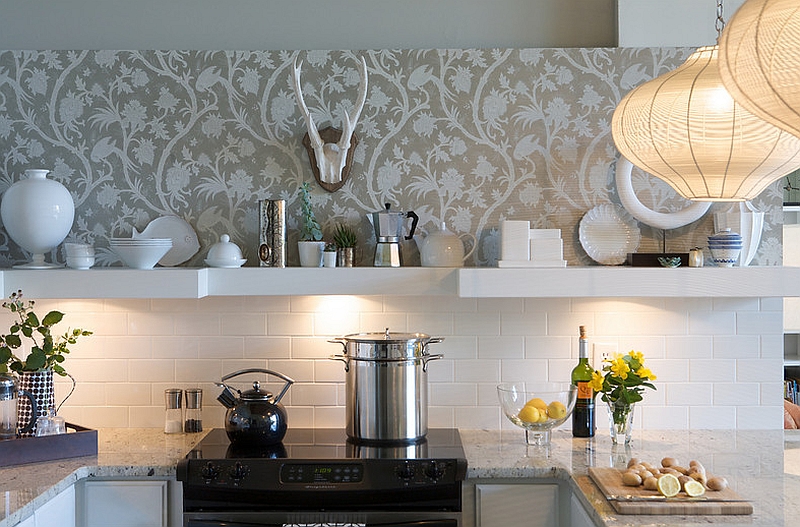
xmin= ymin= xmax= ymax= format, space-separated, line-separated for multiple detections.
xmin=0 ymin=266 xmax=798 ymax=299
xmin=457 ymin=266 xmax=800 ymax=298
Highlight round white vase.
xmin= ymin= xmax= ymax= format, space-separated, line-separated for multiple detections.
xmin=1 ymin=169 xmax=75 ymax=269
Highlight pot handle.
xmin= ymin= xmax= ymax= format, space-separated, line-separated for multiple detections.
xmin=329 ymin=353 xmax=351 ymax=372
xmin=327 ymin=338 xmax=348 ymax=354
xmin=421 ymin=353 xmax=444 ymax=372
xmin=221 ymin=368 xmax=295 ymax=404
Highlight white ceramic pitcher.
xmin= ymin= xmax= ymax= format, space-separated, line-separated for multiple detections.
xmin=417 ymin=222 xmax=476 ymax=267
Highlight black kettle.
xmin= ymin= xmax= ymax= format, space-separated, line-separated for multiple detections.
xmin=216 ymin=368 xmax=294 ymax=446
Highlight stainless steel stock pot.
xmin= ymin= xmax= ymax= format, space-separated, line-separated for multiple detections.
xmin=329 ymin=328 xmax=443 ymax=444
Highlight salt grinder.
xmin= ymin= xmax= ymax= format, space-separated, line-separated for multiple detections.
xmin=184 ymin=388 xmax=203 ymax=433
xmin=164 ymin=388 xmax=183 ymax=434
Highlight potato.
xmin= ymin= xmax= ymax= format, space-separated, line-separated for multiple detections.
xmin=689 ymin=472 xmax=707 ymax=485
xmin=706 ymin=476 xmax=729 ymax=491
xmin=627 ymin=458 xmax=640 ymax=469
xmin=661 ymin=457 xmax=678 ymax=468
xmin=639 ymin=470 xmax=654 ymax=480
xmin=671 ymin=466 xmax=689 ymax=475
xmin=678 ymin=475 xmax=693 ymax=489
xmin=643 ymin=476 xmax=659 ymax=490
xmin=689 ymin=461 xmax=706 ymax=476
xmin=622 ymin=472 xmax=643 ymax=486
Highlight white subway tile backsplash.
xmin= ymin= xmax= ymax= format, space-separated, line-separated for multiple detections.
xmin=665 ymin=335 xmax=713 ymax=359
xmin=455 ymin=313 xmax=500 ymax=336
xmin=499 ymin=359 xmax=548 ymax=382
xmin=525 ymin=336 xmax=570 ymax=359
xmin=501 ymin=312 xmax=547 ymax=336
xmin=477 ymin=336 xmax=523 ymax=359
xmin=50 ymin=295 xmax=782 ymax=431
xmin=713 ymin=335 xmax=760 ymax=359
xmin=221 ymin=313 xmax=267 ymax=335
xmin=689 ymin=359 xmax=736 ymax=382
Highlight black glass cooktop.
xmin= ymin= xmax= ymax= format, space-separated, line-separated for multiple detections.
xmin=186 ymin=428 xmax=466 ymax=461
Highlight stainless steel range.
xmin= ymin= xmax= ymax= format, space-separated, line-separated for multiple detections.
xmin=176 ymin=428 xmax=468 ymax=527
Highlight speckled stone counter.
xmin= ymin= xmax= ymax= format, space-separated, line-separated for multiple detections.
xmin=0 ymin=428 xmax=208 ymax=527
xmin=0 ymin=428 xmax=795 ymax=527
xmin=461 ymin=428 xmax=787 ymax=527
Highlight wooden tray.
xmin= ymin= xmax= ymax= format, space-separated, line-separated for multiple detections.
xmin=589 ymin=467 xmax=753 ymax=515
xmin=0 ymin=423 xmax=97 ymax=468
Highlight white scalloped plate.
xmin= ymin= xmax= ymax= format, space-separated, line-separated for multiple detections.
xmin=579 ymin=204 xmax=641 ymax=265
xmin=134 ymin=216 xmax=200 ymax=266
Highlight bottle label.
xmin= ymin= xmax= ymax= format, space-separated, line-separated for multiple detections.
xmin=576 ymin=381 xmax=593 ymax=400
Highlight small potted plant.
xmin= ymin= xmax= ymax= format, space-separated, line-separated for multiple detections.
xmin=333 ymin=223 xmax=358 ymax=267
xmin=0 ymin=290 xmax=92 ymax=436
xmin=297 ymin=182 xmax=325 ymax=267
xmin=323 ymin=242 xmax=337 ymax=267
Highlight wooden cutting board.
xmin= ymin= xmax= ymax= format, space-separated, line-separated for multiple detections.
xmin=588 ymin=467 xmax=753 ymax=515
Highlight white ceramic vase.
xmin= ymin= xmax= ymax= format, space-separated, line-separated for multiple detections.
xmin=298 ymin=240 xmax=325 ymax=267
xmin=1 ymin=169 xmax=74 ymax=269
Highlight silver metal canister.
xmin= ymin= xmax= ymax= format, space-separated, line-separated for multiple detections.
xmin=259 ymin=199 xmax=286 ymax=267
xmin=329 ymin=329 xmax=443 ymax=444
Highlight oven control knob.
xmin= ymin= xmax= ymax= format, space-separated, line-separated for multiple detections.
xmin=425 ymin=461 xmax=445 ymax=480
xmin=396 ymin=462 xmax=415 ymax=480
xmin=200 ymin=462 xmax=220 ymax=481
xmin=229 ymin=461 xmax=249 ymax=481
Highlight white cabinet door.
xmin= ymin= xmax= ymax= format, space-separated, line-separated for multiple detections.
xmin=35 ymin=485 xmax=75 ymax=527
xmin=569 ymin=493 xmax=596 ymax=527
xmin=78 ymin=480 xmax=169 ymax=527
xmin=475 ymin=484 xmax=558 ymax=527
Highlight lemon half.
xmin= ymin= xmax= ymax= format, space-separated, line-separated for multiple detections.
xmin=657 ymin=473 xmax=681 ymax=498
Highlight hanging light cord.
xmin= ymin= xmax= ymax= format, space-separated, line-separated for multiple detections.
xmin=716 ymin=0 xmax=726 ymax=38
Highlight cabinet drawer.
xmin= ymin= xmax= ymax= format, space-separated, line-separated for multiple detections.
xmin=475 ymin=483 xmax=558 ymax=527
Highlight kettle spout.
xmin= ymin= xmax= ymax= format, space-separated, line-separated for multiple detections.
xmin=215 ymin=383 xmax=238 ymax=409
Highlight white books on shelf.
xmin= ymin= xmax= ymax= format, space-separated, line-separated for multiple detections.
xmin=501 ymin=220 xmax=531 ymax=261
xmin=499 ymin=223 xmax=567 ymax=268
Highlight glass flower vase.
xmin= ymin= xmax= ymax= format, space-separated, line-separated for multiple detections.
xmin=607 ymin=400 xmax=635 ymax=445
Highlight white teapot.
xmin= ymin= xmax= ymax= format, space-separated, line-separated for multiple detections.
xmin=417 ymin=222 xmax=476 ymax=267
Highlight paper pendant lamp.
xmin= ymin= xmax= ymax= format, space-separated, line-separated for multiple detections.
xmin=612 ymin=45 xmax=800 ymax=201
xmin=719 ymin=0 xmax=800 ymax=139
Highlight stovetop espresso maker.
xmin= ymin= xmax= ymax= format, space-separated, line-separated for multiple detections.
xmin=369 ymin=203 xmax=418 ymax=267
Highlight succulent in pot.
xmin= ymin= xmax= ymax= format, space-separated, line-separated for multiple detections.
xmin=333 ymin=223 xmax=358 ymax=267
xmin=297 ymin=182 xmax=325 ymax=267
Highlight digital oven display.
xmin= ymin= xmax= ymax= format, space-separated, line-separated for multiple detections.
xmin=280 ymin=463 xmax=363 ymax=484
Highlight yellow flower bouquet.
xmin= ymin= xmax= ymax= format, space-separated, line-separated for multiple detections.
xmin=589 ymin=350 xmax=657 ymax=443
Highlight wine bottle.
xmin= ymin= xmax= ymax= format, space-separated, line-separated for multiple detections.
xmin=571 ymin=325 xmax=595 ymax=437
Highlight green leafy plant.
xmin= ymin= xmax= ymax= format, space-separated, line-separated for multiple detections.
xmin=299 ymin=182 xmax=323 ymax=241
xmin=333 ymin=223 xmax=358 ymax=248
xmin=0 ymin=290 xmax=92 ymax=376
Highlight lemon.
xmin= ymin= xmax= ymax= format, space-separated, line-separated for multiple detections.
xmin=683 ymin=480 xmax=706 ymax=497
xmin=657 ymin=473 xmax=681 ymax=498
xmin=547 ymin=400 xmax=567 ymax=419
xmin=525 ymin=397 xmax=548 ymax=412
xmin=518 ymin=405 xmax=540 ymax=424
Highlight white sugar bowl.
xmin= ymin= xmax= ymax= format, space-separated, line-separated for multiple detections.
xmin=205 ymin=234 xmax=246 ymax=268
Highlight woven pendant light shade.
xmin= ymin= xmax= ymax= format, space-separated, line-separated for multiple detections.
xmin=612 ymin=46 xmax=800 ymax=201
xmin=719 ymin=0 xmax=800 ymax=138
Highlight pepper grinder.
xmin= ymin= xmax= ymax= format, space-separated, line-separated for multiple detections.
xmin=184 ymin=388 xmax=203 ymax=433
xmin=164 ymin=388 xmax=183 ymax=434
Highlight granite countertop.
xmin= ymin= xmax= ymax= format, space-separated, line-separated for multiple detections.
xmin=0 ymin=428 xmax=794 ymax=527
xmin=462 ymin=428 xmax=789 ymax=527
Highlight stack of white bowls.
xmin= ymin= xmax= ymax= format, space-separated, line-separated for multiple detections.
xmin=110 ymin=237 xmax=172 ymax=269
xmin=63 ymin=243 xmax=95 ymax=270
xmin=707 ymin=228 xmax=743 ymax=267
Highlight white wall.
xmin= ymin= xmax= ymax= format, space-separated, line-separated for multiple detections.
xmin=44 ymin=295 xmax=784 ymax=431
xmin=0 ymin=0 xmax=615 ymax=50
xmin=618 ymin=0 xmax=746 ymax=47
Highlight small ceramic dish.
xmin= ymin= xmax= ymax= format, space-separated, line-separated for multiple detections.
xmin=657 ymin=256 xmax=682 ymax=268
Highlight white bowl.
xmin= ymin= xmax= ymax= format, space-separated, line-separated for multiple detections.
xmin=64 ymin=242 xmax=95 ymax=257
xmin=111 ymin=243 xmax=171 ymax=269
xmin=66 ymin=255 xmax=95 ymax=270
xmin=206 ymin=234 xmax=244 ymax=263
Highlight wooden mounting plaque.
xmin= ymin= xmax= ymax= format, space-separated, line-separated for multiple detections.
xmin=589 ymin=467 xmax=753 ymax=515
xmin=0 ymin=423 xmax=97 ymax=467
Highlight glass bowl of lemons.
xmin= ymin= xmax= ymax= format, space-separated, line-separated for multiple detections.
xmin=497 ymin=382 xmax=577 ymax=446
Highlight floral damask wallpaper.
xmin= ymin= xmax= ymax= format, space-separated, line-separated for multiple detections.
xmin=0 ymin=48 xmax=783 ymax=267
